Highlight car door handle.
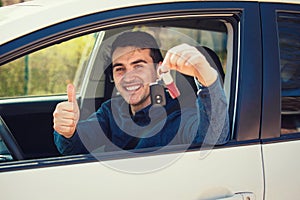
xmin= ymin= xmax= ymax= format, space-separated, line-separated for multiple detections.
xmin=216 ymin=192 xmax=255 ymax=200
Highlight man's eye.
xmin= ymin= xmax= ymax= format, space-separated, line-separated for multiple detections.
xmin=134 ymin=65 xmax=143 ymax=69
xmin=114 ymin=67 xmax=125 ymax=72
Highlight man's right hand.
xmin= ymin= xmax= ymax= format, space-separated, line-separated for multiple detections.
xmin=53 ymin=84 xmax=80 ymax=138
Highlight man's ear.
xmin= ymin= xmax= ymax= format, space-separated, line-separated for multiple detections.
xmin=155 ymin=61 xmax=163 ymax=78
xmin=105 ymin=63 xmax=114 ymax=83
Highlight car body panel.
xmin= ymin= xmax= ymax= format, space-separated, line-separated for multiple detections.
xmin=263 ymin=140 xmax=300 ymax=199
xmin=0 ymin=145 xmax=264 ymax=200
xmin=260 ymin=2 xmax=300 ymax=199
xmin=1 ymin=0 xmax=300 ymax=46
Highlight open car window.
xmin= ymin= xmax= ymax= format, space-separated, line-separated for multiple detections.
xmin=0 ymin=13 xmax=237 ymax=162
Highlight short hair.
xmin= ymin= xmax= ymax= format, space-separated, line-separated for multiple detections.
xmin=111 ymin=31 xmax=163 ymax=64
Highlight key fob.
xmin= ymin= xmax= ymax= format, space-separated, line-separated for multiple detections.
xmin=150 ymin=83 xmax=166 ymax=106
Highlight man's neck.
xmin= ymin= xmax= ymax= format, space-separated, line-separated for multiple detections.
xmin=130 ymin=100 xmax=151 ymax=116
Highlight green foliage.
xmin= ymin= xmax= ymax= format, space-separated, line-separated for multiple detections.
xmin=0 ymin=34 xmax=96 ymax=98
xmin=0 ymin=59 xmax=24 ymax=97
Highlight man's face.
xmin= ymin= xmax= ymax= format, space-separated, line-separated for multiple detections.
xmin=112 ymin=46 xmax=158 ymax=112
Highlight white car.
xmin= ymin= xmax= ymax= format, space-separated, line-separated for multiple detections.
xmin=0 ymin=0 xmax=300 ymax=199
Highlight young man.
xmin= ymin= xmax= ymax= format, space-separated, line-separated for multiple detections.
xmin=53 ymin=31 xmax=229 ymax=155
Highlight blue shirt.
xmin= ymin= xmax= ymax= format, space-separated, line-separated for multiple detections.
xmin=54 ymin=78 xmax=229 ymax=155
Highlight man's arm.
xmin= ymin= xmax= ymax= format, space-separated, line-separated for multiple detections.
xmin=53 ymin=130 xmax=88 ymax=155
xmin=163 ymin=44 xmax=229 ymax=145
xmin=194 ymin=77 xmax=230 ymax=145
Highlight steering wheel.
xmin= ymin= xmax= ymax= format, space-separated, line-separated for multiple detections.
xmin=0 ymin=116 xmax=25 ymax=160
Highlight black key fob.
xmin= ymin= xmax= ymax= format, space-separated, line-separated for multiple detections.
xmin=150 ymin=82 xmax=166 ymax=106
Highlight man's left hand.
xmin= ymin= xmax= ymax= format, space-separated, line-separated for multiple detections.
xmin=162 ymin=43 xmax=218 ymax=87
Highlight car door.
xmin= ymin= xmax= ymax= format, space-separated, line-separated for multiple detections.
xmin=260 ymin=2 xmax=300 ymax=199
xmin=0 ymin=1 xmax=264 ymax=200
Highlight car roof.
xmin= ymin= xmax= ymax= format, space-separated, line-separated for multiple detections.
xmin=0 ymin=0 xmax=299 ymax=45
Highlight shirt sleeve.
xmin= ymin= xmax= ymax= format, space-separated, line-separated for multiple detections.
xmin=53 ymin=102 xmax=111 ymax=155
xmin=53 ymin=130 xmax=88 ymax=155
xmin=182 ymin=77 xmax=230 ymax=145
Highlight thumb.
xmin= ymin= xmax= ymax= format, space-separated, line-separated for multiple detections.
xmin=67 ymin=83 xmax=76 ymax=103
xmin=161 ymin=52 xmax=174 ymax=72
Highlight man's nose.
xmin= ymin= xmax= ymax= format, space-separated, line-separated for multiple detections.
xmin=123 ymin=69 xmax=137 ymax=81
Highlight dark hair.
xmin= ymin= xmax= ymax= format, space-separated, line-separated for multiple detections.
xmin=111 ymin=31 xmax=163 ymax=64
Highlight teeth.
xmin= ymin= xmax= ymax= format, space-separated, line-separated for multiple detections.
xmin=126 ymin=85 xmax=140 ymax=91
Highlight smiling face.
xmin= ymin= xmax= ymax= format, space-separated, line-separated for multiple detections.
xmin=112 ymin=46 xmax=158 ymax=114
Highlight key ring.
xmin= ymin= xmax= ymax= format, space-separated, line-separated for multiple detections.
xmin=157 ymin=65 xmax=180 ymax=99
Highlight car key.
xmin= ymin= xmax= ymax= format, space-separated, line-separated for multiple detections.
xmin=150 ymin=81 xmax=166 ymax=106
xmin=157 ymin=65 xmax=180 ymax=99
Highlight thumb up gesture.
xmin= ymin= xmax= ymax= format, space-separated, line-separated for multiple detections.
xmin=53 ymin=84 xmax=80 ymax=138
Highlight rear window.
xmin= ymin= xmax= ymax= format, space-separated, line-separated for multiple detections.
xmin=278 ymin=12 xmax=300 ymax=134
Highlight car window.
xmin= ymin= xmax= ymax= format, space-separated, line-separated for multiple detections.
xmin=0 ymin=33 xmax=97 ymax=99
xmin=0 ymin=14 xmax=236 ymax=161
xmin=278 ymin=12 xmax=300 ymax=134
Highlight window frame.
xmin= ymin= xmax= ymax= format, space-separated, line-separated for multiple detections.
xmin=260 ymin=3 xmax=300 ymax=142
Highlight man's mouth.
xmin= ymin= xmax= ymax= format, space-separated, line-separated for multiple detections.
xmin=124 ymin=84 xmax=142 ymax=92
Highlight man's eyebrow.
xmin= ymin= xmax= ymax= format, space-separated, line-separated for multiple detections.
xmin=131 ymin=59 xmax=147 ymax=65
xmin=112 ymin=59 xmax=148 ymax=69
xmin=112 ymin=63 xmax=123 ymax=69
